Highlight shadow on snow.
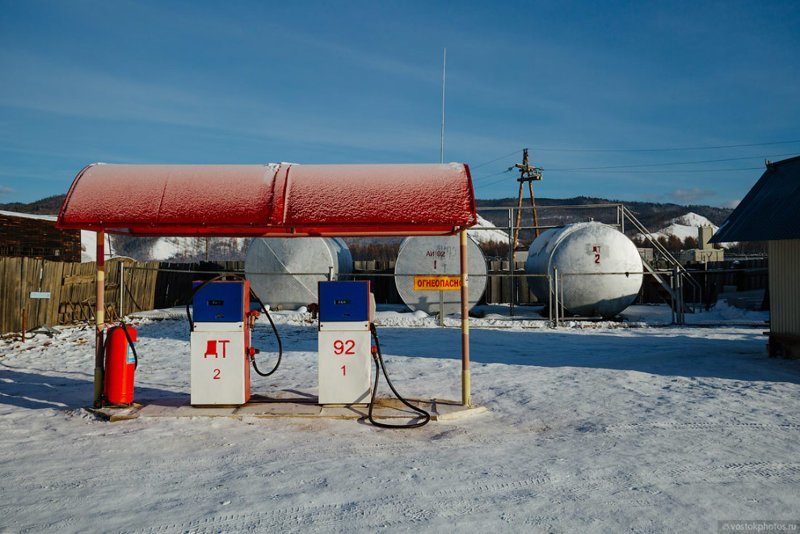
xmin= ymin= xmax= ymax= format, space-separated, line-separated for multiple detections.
xmin=375 ymin=327 xmax=800 ymax=384
xmin=135 ymin=319 xmax=800 ymax=384
xmin=0 ymin=366 xmax=183 ymax=411
xmin=5 ymin=320 xmax=797 ymax=414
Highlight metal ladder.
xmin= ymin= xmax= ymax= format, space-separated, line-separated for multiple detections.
xmin=620 ymin=205 xmax=700 ymax=324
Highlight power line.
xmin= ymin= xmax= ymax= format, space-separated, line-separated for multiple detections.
xmin=547 ymin=167 xmax=764 ymax=174
xmin=470 ymin=149 xmax=520 ymax=170
xmin=474 ymin=166 xmax=764 ymax=188
xmin=470 ymin=143 xmax=799 ymax=187
xmin=470 ymin=139 xmax=800 ymax=173
xmin=473 ymin=168 xmax=512 ymax=181
xmin=546 ymin=152 xmax=798 ymax=171
xmin=471 ymin=152 xmax=796 ymax=181
xmin=529 ymin=139 xmax=800 ymax=153
xmin=471 ymin=154 xmax=780 ymax=183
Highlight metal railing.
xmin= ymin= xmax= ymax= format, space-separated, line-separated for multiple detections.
xmin=477 ymin=203 xmax=624 ymax=317
xmin=477 ymin=203 xmax=702 ymax=324
xmin=619 ymin=205 xmax=701 ymax=322
xmin=116 ymin=202 xmax=703 ymax=328
xmin=122 ymin=264 xmax=690 ymax=329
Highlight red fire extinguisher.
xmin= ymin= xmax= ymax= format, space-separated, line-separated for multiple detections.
xmin=104 ymin=323 xmax=138 ymax=405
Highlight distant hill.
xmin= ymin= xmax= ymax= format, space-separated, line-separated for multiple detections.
xmin=2 ymin=193 xmax=732 ymax=231
xmin=476 ymin=196 xmax=733 ymax=243
xmin=2 ymin=193 xmax=734 ymax=259
xmin=0 ymin=194 xmax=67 ymax=215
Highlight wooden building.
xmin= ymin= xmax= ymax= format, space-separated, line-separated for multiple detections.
xmin=0 ymin=210 xmax=81 ymax=262
xmin=712 ymin=155 xmax=800 ymax=357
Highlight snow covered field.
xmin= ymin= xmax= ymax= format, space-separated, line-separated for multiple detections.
xmin=1 ymin=305 xmax=799 ymax=533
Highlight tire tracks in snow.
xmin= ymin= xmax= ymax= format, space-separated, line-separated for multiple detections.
xmin=131 ymin=459 xmax=800 ymax=533
xmin=661 ymin=461 xmax=800 ymax=482
xmin=13 ymin=456 xmax=799 ymax=532
xmin=12 ymin=420 xmax=799 ymax=532
xmin=132 ymin=474 xmax=559 ymax=533
xmin=602 ymin=421 xmax=800 ymax=433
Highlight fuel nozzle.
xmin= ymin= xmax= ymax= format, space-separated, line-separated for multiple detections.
xmin=247 ymin=310 xmax=261 ymax=329
xmin=370 ymin=324 xmax=380 ymax=361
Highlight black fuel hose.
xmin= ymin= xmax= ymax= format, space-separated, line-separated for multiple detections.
xmin=119 ymin=320 xmax=138 ymax=370
xmin=368 ymin=324 xmax=430 ymax=429
xmin=97 ymin=320 xmax=138 ymax=373
xmin=248 ymin=289 xmax=282 ymax=377
xmin=185 ymin=273 xmax=282 ymax=377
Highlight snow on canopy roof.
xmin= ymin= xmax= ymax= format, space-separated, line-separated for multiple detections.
xmin=711 ymin=155 xmax=800 ymax=243
xmin=57 ymin=163 xmax=477 ymax=237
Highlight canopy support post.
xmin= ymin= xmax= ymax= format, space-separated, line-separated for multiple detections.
xmin=93 ymin=230 xmax=105 ymax=408
xmin=460 ymin=229 xmax=470 ymax=406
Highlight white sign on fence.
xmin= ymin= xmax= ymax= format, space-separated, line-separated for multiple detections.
xmin=29 ymin=292 xmax=51 ymax=299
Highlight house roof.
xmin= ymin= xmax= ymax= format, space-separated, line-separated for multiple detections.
xmin=57 ymin=163 xmax=477 ymax=237
xmin=0 ymin=210 xmax=58 ymax=222
xmin=712 ymin=155 xmax=800 ymax=243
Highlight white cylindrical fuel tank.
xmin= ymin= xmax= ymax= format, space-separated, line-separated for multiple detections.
xmin=525 ymin=222 xmax=642 ymax=318
xmin=245 ymin=237 xmax=352 ymax=309
xmin=394 ymin=235 xmax=487 ymax=315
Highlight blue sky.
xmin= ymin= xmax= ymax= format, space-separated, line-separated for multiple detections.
xmin=1 ymin=1 xmax=798 ymax=206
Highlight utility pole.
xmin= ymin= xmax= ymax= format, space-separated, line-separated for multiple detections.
xmin=511 ymin=148 xmax=543 ymax=266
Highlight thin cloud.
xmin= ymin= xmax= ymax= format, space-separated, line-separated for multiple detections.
xmin=0 ymin=185 xmax=15 ymax=196
xmin=0 ymin=51 xmax=441 ymax=156
xmin=671 ymin=187 xmax=715 ymax=202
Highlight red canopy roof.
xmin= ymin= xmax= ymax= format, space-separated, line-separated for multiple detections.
xmin=57 ymin=163 xmax=477 ymax=237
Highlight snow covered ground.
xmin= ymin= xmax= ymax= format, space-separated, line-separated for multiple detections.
xmin=1 ymin=305 xmax=799 ymax=532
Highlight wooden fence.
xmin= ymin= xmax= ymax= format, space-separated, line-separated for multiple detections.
xmin=0 ymin=257 xmax=158 ymax=335
xmin=486 ymin=260 xmax=535 ymax=305
xmin=1 ymin=257 xmax=541 ymax=335
xmin=0 ymin=259 xmax=257 ymax=335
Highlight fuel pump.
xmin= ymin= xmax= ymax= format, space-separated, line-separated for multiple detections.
xmin=318 ymin=281 xmax=429 ymax=428
xmin=184 ymin=275 xmax=426 ymax=428
xmin=187 ymin=274 xmax=281 ymax=406
xmin=317 ymin=281 xmax=374 ymax=405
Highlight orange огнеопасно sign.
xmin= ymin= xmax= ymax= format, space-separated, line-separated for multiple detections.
xmin=413 ymin=276 xmax=461 ymax=291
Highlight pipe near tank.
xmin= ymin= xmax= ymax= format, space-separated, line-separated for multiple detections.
xmin=460 ymin=229 xmax=470 ymax=406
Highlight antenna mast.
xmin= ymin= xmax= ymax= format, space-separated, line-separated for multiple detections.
xmin=440 ymin=48 xmax=446 ymax=163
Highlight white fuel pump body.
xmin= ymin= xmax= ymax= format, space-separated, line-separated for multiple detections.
xmin=189 ymin=280 xmax=252 ymax=406
xmin=191 ymin=323 xmax=249 ymax=405
xmin=317 ymin=281 xmax=374 ymax=405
